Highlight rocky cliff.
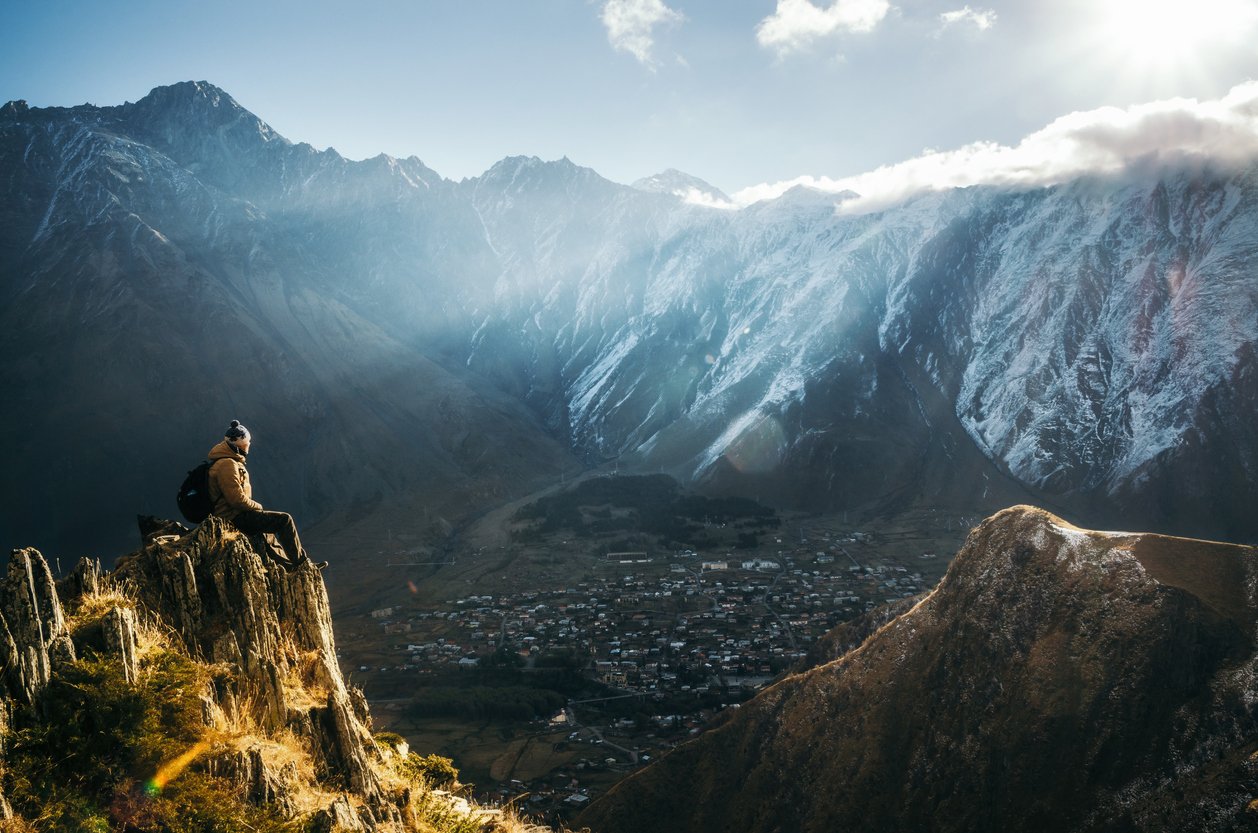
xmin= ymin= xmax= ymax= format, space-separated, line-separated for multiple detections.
xmin=0 ymin=519 xmax=537 ymax=831
xmin=579 ymin=506 xmax=1258 ymax=833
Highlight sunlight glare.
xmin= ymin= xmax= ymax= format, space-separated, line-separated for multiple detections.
xmin=145 ymin=739 xmax=212 ymax=796
xmin=1098 ymin=0 xmax=1258 ymax=67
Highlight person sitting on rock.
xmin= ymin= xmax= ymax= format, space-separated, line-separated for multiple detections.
xmin=207 ymin=420 xmax=327 ymax=572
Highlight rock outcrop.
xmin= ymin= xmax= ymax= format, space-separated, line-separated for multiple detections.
xmin=0 ymin=697 xmax=11 ymax=819
xmin=0 ymin=519 xmax=523 ymax=831
xmin=114 ymin=517 xmax=383 ymax=799
xmin=580 ymin=506 xmax=1258 ymax=833
xmin=0 ymin=548 xmax=76 ymax=705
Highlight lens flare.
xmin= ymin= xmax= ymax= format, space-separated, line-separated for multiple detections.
xmin=723 ymin=414 xmax=787 ymax=474
xmin=145 ymin=739 xmax=212 ymax=796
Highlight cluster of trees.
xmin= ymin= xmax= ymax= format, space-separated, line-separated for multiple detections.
xmin=409 ymin=648 xmax=589 ymax=722
xmin=409 ymin=685 xmax=567 ymax=722
xmin=511 ymin=474 xmax=780 ymax=548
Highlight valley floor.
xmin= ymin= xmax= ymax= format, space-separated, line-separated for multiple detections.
xmin=329 ymin=505 xmax=974 ymax=823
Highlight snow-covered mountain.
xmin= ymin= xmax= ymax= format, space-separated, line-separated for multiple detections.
xmin=0 ymin=83 xmax=574 ymax=557
xmin=631 ymin=168 xmax=730 ymax=205
xmin=459 ymin=160 xmax=1258 ymax=540
xmin=3 ymin=82 xmax=1255 ymax=556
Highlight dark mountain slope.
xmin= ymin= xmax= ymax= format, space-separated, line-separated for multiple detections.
xmin=0 ymin=84 xmax=576 ymax=559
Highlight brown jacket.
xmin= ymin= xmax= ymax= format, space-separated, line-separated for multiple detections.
xmin=207 ymin=440 xmax=264 ymax=520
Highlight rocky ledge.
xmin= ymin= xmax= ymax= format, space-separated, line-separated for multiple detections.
xmin=0 ymin=517 xmax=529 ymax=832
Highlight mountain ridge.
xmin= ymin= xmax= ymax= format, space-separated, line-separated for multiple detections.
xmin=2 ymin=81 xmax=1256 ymax=562
xmin=578 ymin=505 xmax=1258 ymax=833
xmin=1 ymin=81 xmax=579 ymax=560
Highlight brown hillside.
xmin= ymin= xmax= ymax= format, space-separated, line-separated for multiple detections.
xmin=578 ymin=505 xmax=1258 ymax=833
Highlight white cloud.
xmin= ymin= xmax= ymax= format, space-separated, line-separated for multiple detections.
xmin=939 ymin=6 xmax=996 ymax=31
xmin=601 ymin=0 xmax=684 ymax=66
xmin=756 ymin=0 xmax=892 ymax=56
xmin=678 ymin=187 xmax=739 ymax=210
xmin=728 ymin=82 xmax=1258 ymax=213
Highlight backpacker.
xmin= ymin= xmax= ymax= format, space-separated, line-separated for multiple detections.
xmin=177 ymin=461 xmax=216 ymax=524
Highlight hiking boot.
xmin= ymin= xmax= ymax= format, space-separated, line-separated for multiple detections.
xmin=287 ymin=551 xmax=328 ymax=572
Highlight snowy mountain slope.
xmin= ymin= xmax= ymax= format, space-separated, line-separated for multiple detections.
xmin=875 ymin=175 xmax=1258 ymax=532
xmin=920 ymin=177 xmax=1258 ymax=492
xmin=463 ymin=166 xmax=1258 ymax=537
xmin=631 ymin=168 xmax=730 ymax=205
xmin=3 ymin=81 xmax=1256 ymax=555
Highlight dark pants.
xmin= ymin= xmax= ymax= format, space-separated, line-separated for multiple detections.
xmin=229 ymin=509 xmax=307 ymax=569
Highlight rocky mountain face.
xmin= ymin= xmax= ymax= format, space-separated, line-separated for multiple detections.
xmin=2 ymin=81 xmax=1256 ymax=560
xmin=578 ymin=506 xmax=1258 ymax=833
xmin=0 ymin=83 xmax=578 ymax=559
xmin=0 ymin=518 xmax=524 ymax=830
xmin=463 ymin=171 xmax=1258 ymax=541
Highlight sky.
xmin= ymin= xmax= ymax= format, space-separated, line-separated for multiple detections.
xmin=4 ymin=0 xmax=1258 ymax=206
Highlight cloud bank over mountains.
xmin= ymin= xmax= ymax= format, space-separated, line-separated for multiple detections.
xmin=713 ymin=81 xmax=1258 ymax=213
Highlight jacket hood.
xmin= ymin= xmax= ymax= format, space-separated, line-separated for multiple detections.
xmin=208 ymin=440 xmax=246 ymax=463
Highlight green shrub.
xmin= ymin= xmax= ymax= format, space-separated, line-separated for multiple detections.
xmin=374 ymin=730 xmax=407 ymax=750
xmin=2 ymin=649 xmax=299 ymax=832
xmin=400 ymin=752 xmax=460 ymax=788
xmin=409 ymin=685 xmax=566 ymax=722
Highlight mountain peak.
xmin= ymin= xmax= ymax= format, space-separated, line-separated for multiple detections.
xmin=124 ymin=80 xmax=288 ymax=148
xmin=473 ymin=154 xmax=609 ymax=192
xmin=132 ymin=80 xmax=243 ymax=116
xmin=632 ymin=168 xmax=730 ymax=204
xmin=484 ymin=154 xmax=576 ymax=175
xmin=1 ymin=99 xmax=30 ymax=118
xmin=154 ymin=79 xmax=232 ymax=101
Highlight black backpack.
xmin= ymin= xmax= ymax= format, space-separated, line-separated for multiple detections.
xmin=177 ymin=461 xmax=216 ymax=524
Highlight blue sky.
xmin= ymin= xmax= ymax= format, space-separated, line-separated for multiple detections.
xmin=4 ymin=1 xmax=1258 ymax=199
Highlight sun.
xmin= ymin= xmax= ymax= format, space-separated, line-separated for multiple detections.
xmin=1097 ymin=0 xmax=1258 ymax=69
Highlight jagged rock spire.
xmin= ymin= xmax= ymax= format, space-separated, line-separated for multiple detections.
xmin=0 ymin=548 xmax=76 ymax=705
xmin=113 ymin=517 xmax=381 ymax=798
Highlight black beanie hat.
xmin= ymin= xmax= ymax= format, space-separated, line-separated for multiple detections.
xmin=225 ymin=420 xmax=251 ymax=441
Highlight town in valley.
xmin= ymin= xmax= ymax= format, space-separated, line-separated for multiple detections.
xmin=341 ymin=490 xmax=969 ymax=823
